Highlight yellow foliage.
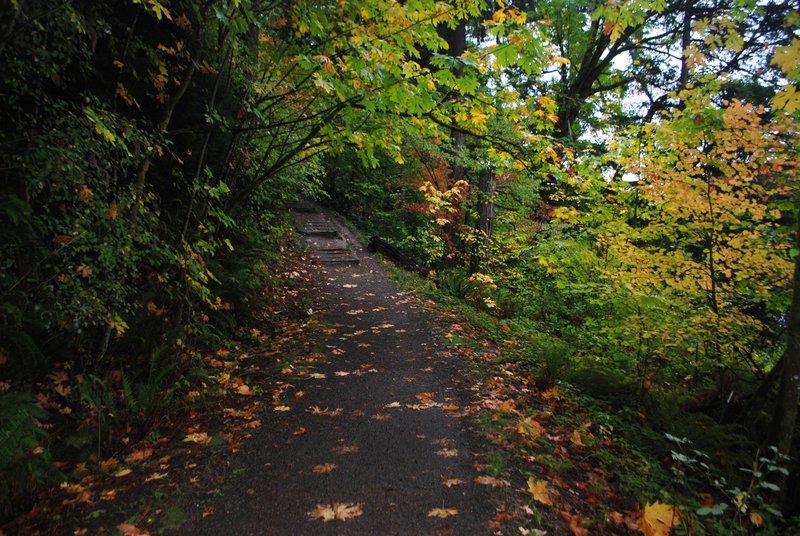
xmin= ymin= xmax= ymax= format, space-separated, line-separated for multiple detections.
xmin=641 ymin=502 xmax=680 ymax=536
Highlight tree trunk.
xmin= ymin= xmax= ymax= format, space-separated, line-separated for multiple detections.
xmin=445 ymin=21 xmax=467 ymax=185
xmin=770 ymin=209 xmax=800 ymax=505
xmin=469 ymin=168 xmax=496 ymax=274
xmin=678 ymin=1 xmax=693 ymax=90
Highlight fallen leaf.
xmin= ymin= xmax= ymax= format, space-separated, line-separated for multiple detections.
xmin=235 ymin=384 xmax=256 ymax=396
xmin=517 ymin=416 xmax=545 ymax=439
xmin=335 ymin=371 xmax=350 ymax=377
xmin=274 ymin=405 xmax=291 ymax=412
xmin=428 ymin=508 xmax=459 ymax=518
xmin=113 ymin=468 xmax=132 ymax=477
xmin=98 ymin=457 xmax=120 ymax=470
xmin=244 ymin=420 xmax=261 ymax=429
xmin=384 ymin=402 xmax=402 ymax=408
xmin=441 ymin=405 xmax=460 ymax=412
xmin=292 ymin=427 xmax=307 ymax=436
xmin=306 ymin=406 xmax=342 ymax=416
xmin=474 ymin=475 xmax=506 ymax=487
xmin=332 ymin=445 xmax=359 ymax=455
xmin=541 ymin=387 xmax=561 ymax=400
xmin=559 ymin=510 xmax=589 ymax=536
xmin=435 ymin=448 xmax=458 ymax=458
xmin=145 ymin=472 xmax=168 ymax=482
xmin=312 ymin=463 xmax=337 ymax=473
xmin=307 ymin=503 xmax=363 ymax=522
xmin=527 ymin=477 xmax=556 ymax=506
xmin=117 ymin=523 xmax=150 ymax=536
xmin=570 ymin=430 xmax=586 ymax=447
xmin=608 ymin=511 xmax=624 ymax=525
xmin=641 ymin=502 xmax=680 ymax=536
xmin=183 ymin=432 xmax=211 ymax=444
xmin=443 ymin=478 xmax=465 ymax=487
xmin=125 ymin=447 xmax=154 ymax=462
xmin=310 ymin=373 xmax=327 ymax=379
xmin=494 ymin=399 xmax=519 ymax=414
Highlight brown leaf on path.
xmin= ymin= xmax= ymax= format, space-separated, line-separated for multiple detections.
xmin=332 ymin=445 xmax=359 ymax=455
xmin=607 ymin=511 xmax=624 ymax=525
xmin=312 ymin=463 xmax=337 ymax=473
xmin=183 ymin=432 xmax=211 ymax=444
xmin=435 ymin=448 xmax=459 ymax=458
xmin=474 ymin=475 xmax=506 ymax=487
xmin=306 ymin=406 xmax=342 ymax=416
xmin=292 ymin=427 xmax=307 ymax=436
xmin=125 ymin=447 xmax=153 ymax=462
xmin=307 ymin=503 xmax=363 ymax=522
xmin=441 ymin=404 xmax=460 ymax=412
xmin=117 ymin=523 xmax=150 ymax=536
xmin=558 ymin=510 xmax=589 ymax=536
xmin=145 ymin=472 xmax=168 ymax=482
xmin=98 ymin=457 xmax=120 ymax=470
xmin=113 ymin=468 xmax=132 ymax=477
xmin=415 ymin=392 xmax=435 ymax=403
xmin=442 ymin=478 xmax=465 ymax=487
xmin=62 ymin=490 xmax=92 ymax=506
xmin=427 ymin=508 xmax=459 ymax=518
xmin=541 ymin=387 xmax=561 ymax=400
xmin=243 ymin=420 xmax=261 ymax=429
xmin=235 ymin=384 xmax=256 ymax=396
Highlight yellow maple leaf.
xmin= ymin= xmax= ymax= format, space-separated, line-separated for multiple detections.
xmin=517 ymin=416 xmax=545 ymax=439
xmin=527 ymin=477 xmax=556 ymax=506
xmin=641 ymin=502 xmax=681 ymax=536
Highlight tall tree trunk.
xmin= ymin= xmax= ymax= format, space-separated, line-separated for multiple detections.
xmin=469 ymin=168 xmax=496 ymax=274
xmin=445 ymin=21 xmax=467 ymax=185
xmin=769 ymin=209 xmax=800 ymax=505
xmin=679 ymin=1 xmax=693 ymax=91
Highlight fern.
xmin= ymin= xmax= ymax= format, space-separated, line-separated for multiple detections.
xmin=0 ymin=391 xmax=51 ymax=517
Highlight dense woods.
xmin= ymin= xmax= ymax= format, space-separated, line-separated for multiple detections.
xmin=1 ymin=0 xmax=798 ymax=533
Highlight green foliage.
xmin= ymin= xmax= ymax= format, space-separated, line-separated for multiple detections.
xmin=0 ymin=391 xmax=52 ymax=516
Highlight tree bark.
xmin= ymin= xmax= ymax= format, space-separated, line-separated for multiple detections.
xmin=770 ymin=209 xmax=800 ymax=504
xmin=469 ymin=168 xmax=496 ymax=274
xmin=445 ymin=21 xmax=467 ymax=185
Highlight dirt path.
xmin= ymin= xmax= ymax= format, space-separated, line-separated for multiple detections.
xmin=185 ymin=205 xmax=499 ymax=535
